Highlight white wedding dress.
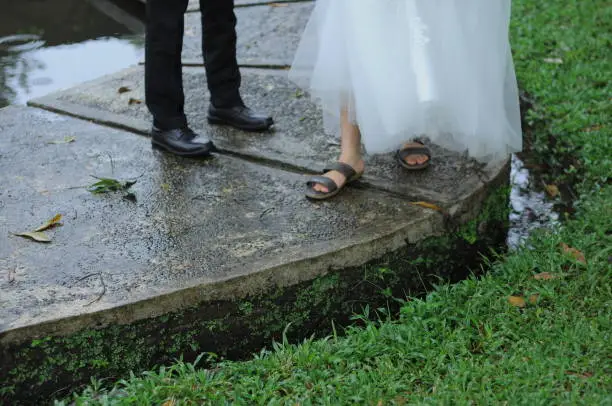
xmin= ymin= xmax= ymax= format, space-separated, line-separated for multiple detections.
xmin=288 ymin=0 xmax=523 ymax=162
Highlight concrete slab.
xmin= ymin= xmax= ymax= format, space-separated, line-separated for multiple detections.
xmin=134 ymin=0 xmax=310 ymax=17
xmin=189 ymin=0 xmax=309 ymax=13
xmin=235 ymin=0 xmax=309 ymax=7
xmin=28 ymin=66 xmax=503 ymax=211
xmin=182 ymin=1 xmax=313 ymax=67
xmin=0 ymin=105 xmax=442 ymax=345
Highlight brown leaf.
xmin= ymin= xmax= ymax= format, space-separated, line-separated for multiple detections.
xmin=566 ymin=371 xmax=593 ymax=378
xmin=584 ymin=125 xmax=602 ymax=133
xmin=545 ymin=184 xmax=559 ymax=198
xmin=394 ymin=396 xmax=407 ymax=406
xmin=14 ymin=231 xmax=51 ymax=243
xmin=533 ymin=272 xmax=557 ymax=280
xmin=410 ymin=201 xmax=443 ymax=212
xmin=162 ymin=399 xmax=176 ymax=406
xmin=117 ymin=86 xmax=131 ymax=94
xmin=560 ymin=243 xmax=587 ymax=264
xmin=528 ymin=294 xmax=540 ymax=304
xmin=128 ymin=98 xmax=142 ymax=105
xmin=508 ymin=296 xmax=526 ymax=308
xmin=35 ymin=214 xmax=62 ymax=232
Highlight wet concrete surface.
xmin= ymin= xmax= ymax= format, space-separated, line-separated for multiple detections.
xmin=135 ymin=0 xmax=309 ymax=14
xmin=0 ymin=105 xmax=449 ymax=344
xmin=28 ymin=66 xmax=498 ymax=207
xmin=182 ymin=1 xmax=313 ymax=66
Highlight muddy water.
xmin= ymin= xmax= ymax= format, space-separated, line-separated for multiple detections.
xmin=0 ymin=0 xmax=144 ymax=108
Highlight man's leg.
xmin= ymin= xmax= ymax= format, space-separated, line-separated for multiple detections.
xmin=145 ymin=0 xmax=189 ymax=130
xmin=200 ymin=0 xmax=273 ymax=131
xmin=199 ymin=0 xmax=242 ymax=108
xmin=145 ymin=0 xmax=214 ymax=157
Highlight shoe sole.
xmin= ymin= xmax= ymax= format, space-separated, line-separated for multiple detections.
xmin=151 ymin=140 xmax=215 ymax=157
xmin=207 ymin=115 xmax=274 ymax=132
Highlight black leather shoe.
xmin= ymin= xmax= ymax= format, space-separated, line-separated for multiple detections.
xmin=207 ymin=105 xmax=274 ymax=131
xmin=151 ymin=126 xmax=215 ymax=157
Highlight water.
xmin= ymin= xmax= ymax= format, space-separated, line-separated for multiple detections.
xmin=0 ymin=0 xmax=144 ymax=108
xmin=508 ymin=154 xmax=559 ymax=249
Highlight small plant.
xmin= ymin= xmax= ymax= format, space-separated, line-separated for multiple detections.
xmin=87 ymin=176 xmax=136 ymax=194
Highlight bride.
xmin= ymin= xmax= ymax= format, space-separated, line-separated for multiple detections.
xmin=289 ymin=0 xmax=523 ymax=200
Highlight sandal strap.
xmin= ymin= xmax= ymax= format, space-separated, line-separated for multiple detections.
xmin=306 ymin=176 xmax=339 ymax=194
xmin=398 ymin=145 xmax=432 ymax=161
xmin=322 ymin=162 xmax=357 ymax=180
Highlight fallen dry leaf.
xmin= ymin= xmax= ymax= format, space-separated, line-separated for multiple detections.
xmin=14 ymin=231 xmax=51 ymax=243
xmin=410 ymin=201 xmax=443 ymax=212
xmin=508 ymin=296 xmax=526 ymax=308
xmin=161 ymin=399 xmax=176 ymax=406
xmin=566 ymin=371 xmax=593 ymax=378
xmin=584 ymin=125 xmax=602 ymax=133
xmin=48 ymin=136 xmax=76 ymax=145
xmin=35 ymin=214 xmax=62 ymax=232
xmin=528 ymin=294 xmax=540 ymax=305
xmin=393 ymin=396 xmax=408 ymax=406
xmin=128 ymin=98 xmax=142 ymax=105
xmin=545 ymin=184 xmax=560 ymax=198
xmin=533 ymin=272 xmax=557 ymax=280
xmin=117 ymin=86 xmax=131 ymax=94
xmin=560 ymin=243 xmax=587 ymax=264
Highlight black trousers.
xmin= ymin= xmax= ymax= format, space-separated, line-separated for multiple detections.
xmin=145 ymin=0 xmax=242 ymax=130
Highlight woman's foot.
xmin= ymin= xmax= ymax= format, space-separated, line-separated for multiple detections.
xmin=306 ymin=105 xmax=364 ymax=199
xmin=397 ymin=141 xmax=431 ymax=170
xmin=305 ymin=160 xmax=364 ymax=200
xmin=312 ymin=156 xmax=365 ymax=193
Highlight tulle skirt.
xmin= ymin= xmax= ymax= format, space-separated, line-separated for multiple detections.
xmin=288 ymin=0 xmax=523 ymax=162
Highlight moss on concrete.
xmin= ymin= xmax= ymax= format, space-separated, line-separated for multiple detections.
xmin=0 ymin=186 xmax=510 ymax=405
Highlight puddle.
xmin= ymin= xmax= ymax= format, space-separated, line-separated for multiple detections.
xmin=507 ymin=153 xmax=560 ymax=250
xmin=0 ymin=0 xmax=144 ymax=109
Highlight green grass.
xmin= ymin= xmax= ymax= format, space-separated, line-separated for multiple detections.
xmin=511 ymin=0 xmax=611 ymax=190
xmin=60 ymin=0 xmax=611 ymax=404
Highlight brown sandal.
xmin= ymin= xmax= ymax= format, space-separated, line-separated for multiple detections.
xmin=396 ymin=142 xmax=432 ymax=170
xmin=305 ymin=162 xmax=363 ymax=200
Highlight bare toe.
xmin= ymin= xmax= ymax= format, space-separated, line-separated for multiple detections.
xmin=314 ymin=183 xmax=328 ymax=193
xmin=399 ymin=142 xmax=431 ymax=168
xmin=415 ymin=154 xmax=428 ymax=165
